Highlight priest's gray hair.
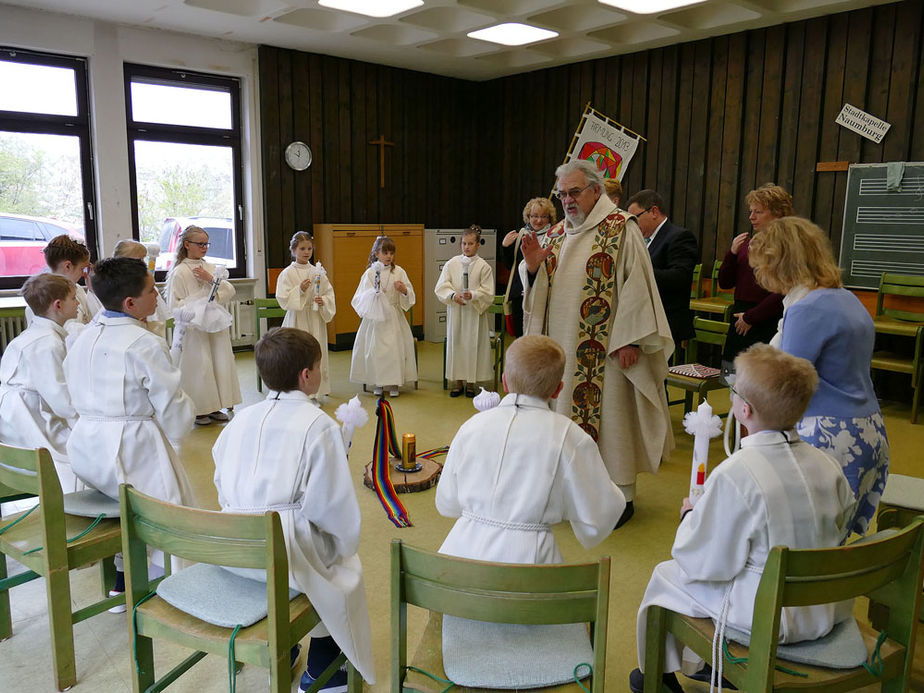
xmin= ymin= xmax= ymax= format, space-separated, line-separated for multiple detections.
xmin=555 ymin=159 xmax=604 ymax=194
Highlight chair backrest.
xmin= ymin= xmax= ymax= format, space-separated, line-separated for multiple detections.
xmin=253 ymin=297 xmax=286 ymax=341
xmin=875 ymin=273 xmax=924 ymax=323
xmin=391 ymin=540 xmax=610 ymax=691
xmin=686 ymin=317 xmax=728 ymax=362
xmin=711 ymin=260 xmax=735 ymax=302
xmin=487 ymin=294 xmax=505 ymax=315
xmin=746 ymin=518 xmax=924 ymax=686
xmin=691 ymin=263 xmax=704 ymax=299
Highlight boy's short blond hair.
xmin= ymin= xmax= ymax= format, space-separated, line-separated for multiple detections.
xmin=113 ymin=239 xmax=147 ymax=259
xmin=733 ymin=344 xmax=818 ymax=430
xmin=21 ymin=273 xmax=75 ymax=315
xmin=503 ymin=335 xmax=565 ymax=400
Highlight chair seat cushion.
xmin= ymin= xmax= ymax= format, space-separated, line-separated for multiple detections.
xmin=156 ymin=562 xmax=299 ymax=628
xmin=724 ymin=618 xmax=868 ymax=669
xmin=441 ymin=615 xmax=593 ymax=689
xmin=62 ymin=489 xmax=121 ymax=518
xmin=880 ymin=473 xmax=924 ymax=512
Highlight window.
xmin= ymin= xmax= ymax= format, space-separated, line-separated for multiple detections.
xmin=0 ymin=49 xmax=96 ymax=288
xmin=124 ymin=64 xmax=245 ymax=278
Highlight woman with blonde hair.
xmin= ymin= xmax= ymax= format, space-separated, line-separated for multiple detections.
xmin=717 ymin=184 xmax=791 ymax=366
xmin=501 ymin=197 xmax=557 ymax=337
xmin=749 ymin=216 xmax=889 ymax=534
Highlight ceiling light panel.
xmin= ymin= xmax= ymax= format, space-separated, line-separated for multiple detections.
xmin=318 ymin=0 xmax=423 ymax=19
xmin=598 ymin=0 xmax=706 ymax=15
xmin=468 ymin=22 xmax=558 ymax=46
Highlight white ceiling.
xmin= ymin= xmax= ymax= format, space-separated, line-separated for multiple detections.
xmin=1 ymin=0 xmax=893 ymax=80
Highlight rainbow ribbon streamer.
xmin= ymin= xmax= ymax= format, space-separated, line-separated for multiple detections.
xmin=418 ymin=446 xmax=449 ymax=462
xmin=371 ymin=397 xmax=412 ymax=528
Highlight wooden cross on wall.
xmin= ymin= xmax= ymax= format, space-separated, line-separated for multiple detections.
xmin=369 ymin=134 xmax=394 ymax=189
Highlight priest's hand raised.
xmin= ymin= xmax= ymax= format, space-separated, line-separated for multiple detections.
xmin=521 ymin=231 xmax=553 ymax=273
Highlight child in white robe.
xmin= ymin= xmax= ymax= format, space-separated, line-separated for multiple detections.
xmin=276 ymin=231 xmax=336 ymax=400
xmin=630 ymin=344 xmax=856 ymax=693
xmin=25 ymin=234 xmax=92 ymax=326
xmin=349 ymin=235 xmax=417 ymax=397
xmin=0 ymin=274 xmax=81 ymax=492
xmin=434 ymin=225 xmax=495 ymax=398
xmin=164 ymin=225 xmax=242 ymax=424
xmin=436 ymin=335 xmax=626 ymax=563
xmin=212 ymin=328 xmax=375 ymax=691
xmin=87 ymin=239 xmax=170 ymax=338
xmin=65 ymin=257 xmax=196 ymax=606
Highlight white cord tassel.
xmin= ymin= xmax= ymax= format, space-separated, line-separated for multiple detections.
xmin=336 ymin=395 xmax=369 ymax=453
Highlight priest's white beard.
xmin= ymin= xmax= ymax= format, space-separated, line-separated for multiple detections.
xmin=564 ymin=207 xmax=587 ymax=227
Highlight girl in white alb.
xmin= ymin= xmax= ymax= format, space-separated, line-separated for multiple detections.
xmin=275 ymin=231 xmax=336 ymax=400
xmin=164 ymin=225 xmax=242 ymax=425
xmin=349 ymin=236 xmax=417 ymax=397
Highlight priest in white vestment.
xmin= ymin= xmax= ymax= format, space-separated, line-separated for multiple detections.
xmin=520 ymin=159 xmax=674 ymax=523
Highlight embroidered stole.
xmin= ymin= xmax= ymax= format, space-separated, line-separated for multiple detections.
xmin=543 ymin=212 xmax=626 ymax=442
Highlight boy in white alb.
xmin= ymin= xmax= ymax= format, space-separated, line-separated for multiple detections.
xmin=434 ymin=225 xmax=495 ymax=398
xmin=212 ymin=328 xmax=374 ymax=692
xmin=436 ymin=335 xmax=625 ymax=564
xmin=0 ymin=274 xmax=81 ymax=491
xmin=24 ymin=234 xmax=93 ymax=326
xmin=65 ymin=257 xmax=195 ymax=506
xmin=630 ymin=344 xmax=856 ymax=693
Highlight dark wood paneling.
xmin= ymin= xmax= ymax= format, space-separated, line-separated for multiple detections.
xmin=259 ymin=0 xmax=924 ymax=288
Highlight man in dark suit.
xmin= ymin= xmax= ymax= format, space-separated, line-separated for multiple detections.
xmin=626 ymin=190 xmax=699 ymax=354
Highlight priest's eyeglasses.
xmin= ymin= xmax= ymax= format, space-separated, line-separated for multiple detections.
xmin=555 ymin=183 xmax=593 ymax=201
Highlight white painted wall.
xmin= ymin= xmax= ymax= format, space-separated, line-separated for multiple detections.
xmin=0 ymin=5 xmax=266 ymax=297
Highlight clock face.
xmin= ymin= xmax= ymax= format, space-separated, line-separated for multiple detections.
xmin=285 ymin=141 xmax=312 ymax=171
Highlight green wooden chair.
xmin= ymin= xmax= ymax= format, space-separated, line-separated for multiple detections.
xmin=0 ymin=444 xmax=123 ymax=691
xmin=253 ymin=297 xmax=286 ymax=392
xmin=120 ymin=484 xmax=361 ymax=693
xmin=869 ymin=273 xmax=924 ymax=423
xmin=643 ymin=517 xmax=924 ymax=693
xmin=689 ymin=262 xmax=703 ymax=300
xmin=391 ymin=539 xmax=610 ymax=692
xmin=873 ymin=474 xmax=924 ymax=623
xmin=688 ymin=260 xmax=733 ymax=320
xmin=666 ymin=317 xmax=729 ymax=414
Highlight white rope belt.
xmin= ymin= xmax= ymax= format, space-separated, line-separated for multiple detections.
xmin=461 ymin=510 xmax=549 ymax=532
xmin=225 ymin=502 xmax=300 ymax=514
xmin=80 ymin=414 xmax=153 ymax=422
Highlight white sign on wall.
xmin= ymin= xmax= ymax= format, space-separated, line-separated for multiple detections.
xmin=835 ymin=103 xmax=891 ymax=143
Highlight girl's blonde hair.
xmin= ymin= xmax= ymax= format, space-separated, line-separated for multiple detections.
xmin=113 ymin=239 xmax=147 ymax=259
xmin=368 ymin=236 xmax=396 ymax=270
xmin=176 ymin=225 xmax=208 ymax=263
xmin=289 ymin=231 xmax=314 ymax=258
xmin=749 ymin=216 xmax=842 ymax=294
xmin=521 ymin=197 xmax=557 ymax=226
xmin=745 ymin=183 xmax=794 ymax=218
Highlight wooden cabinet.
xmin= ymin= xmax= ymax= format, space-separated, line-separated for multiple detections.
xmin=313 ymin=223 xmax=424 ymax=349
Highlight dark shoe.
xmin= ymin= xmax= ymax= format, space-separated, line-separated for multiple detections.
xmin=449 ymin=387 xmax=463 ymax=398
xmin=685 ymin=663 xmax=737 ymax=689
xmin=300 ymin=664 xmax=347 ymax=693
xmin=465 ymin=384 xmax=476 ymax=398
xmin=629 ymin=668 xmax=684 ymax=693
xmin=290 ymin=643 xmax=302 ymax=671
xmin=614 ymin=501 xmax=635 ymax=530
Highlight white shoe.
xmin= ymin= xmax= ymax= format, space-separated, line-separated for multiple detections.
xmin=373 ymin=387 xmax=383 ymax=396
xmin=389 ymin=388 xmax=400 ymax=397
xmin=108 ymin=590 xmax=126 ymax=614
xmin=209 ymin=410 xmax=230 ymax=422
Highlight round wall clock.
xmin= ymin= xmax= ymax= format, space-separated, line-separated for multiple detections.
xmin=285 ymin=141 xmax=312 ymax=171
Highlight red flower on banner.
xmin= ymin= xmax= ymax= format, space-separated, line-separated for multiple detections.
xmin=578 ymin=141 xmax=623 ymax=179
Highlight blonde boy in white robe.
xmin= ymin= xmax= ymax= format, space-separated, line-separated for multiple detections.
xmin=212 ymin=328 xmax=374 ymax=690
xmin=0 ymin=274 xmax=81 ymax=491
xmin=630 ymin=344 xmax=855 ymax=693
xmin=437 ymin=335 xmax=626 ymax=563
xmin=434 ymin=225 xmax=495 ymax=398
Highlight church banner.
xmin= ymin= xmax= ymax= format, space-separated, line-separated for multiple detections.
xmin=564 ymin=106 xmax=643 ymax=182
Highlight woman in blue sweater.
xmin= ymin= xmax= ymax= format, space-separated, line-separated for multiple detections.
xmin=749 ymin=217 xmax=889 ymax=534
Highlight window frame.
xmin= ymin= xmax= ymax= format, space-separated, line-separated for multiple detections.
xmin=0 ymin=47 xmax=97 ymax=290
xmin=123 ymin=63 xmax=246 ymax=280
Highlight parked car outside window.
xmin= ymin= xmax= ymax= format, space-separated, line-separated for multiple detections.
xmin=156 ymin=216 xmax=236 ymax=271
xmin=0 ymin=213 xmax=85 ymax=277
